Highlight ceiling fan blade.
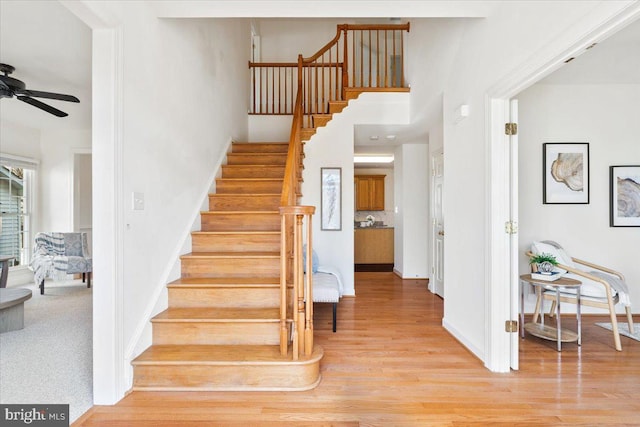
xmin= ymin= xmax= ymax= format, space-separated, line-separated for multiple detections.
xmin=15 ymin=89 xmax=79 ymax=103
xmin=17 ymin=96 xmax=68 ymax=117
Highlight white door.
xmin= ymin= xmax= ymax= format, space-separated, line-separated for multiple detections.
xmin=509 ymin=99 xmax=519 ymax=370
xmin=431 ymin=149 xmax=444 ymax=298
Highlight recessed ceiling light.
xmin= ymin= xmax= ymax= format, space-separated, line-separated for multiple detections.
xmin=370 ymin=135 xmax=379 ymax=140
xmin=386 ymin=135 xmax=396 ymax=140
xmin=354 ymin=155 xmax=394 ymax=163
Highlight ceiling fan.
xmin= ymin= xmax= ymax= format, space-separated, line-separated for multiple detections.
xmin=0 ymin=63 xmax=79 ymax=117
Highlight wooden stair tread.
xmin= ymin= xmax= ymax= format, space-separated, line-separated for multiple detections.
xmin=152 ymin=307 xmax=280 ymax=321
xmin=209 ymin=193 xmax=281 ymax=197
xmin=222 ymin=164 xmax=285 ymax=168
xmin=200 ymin=210 xmax=279 ymax=215
xmin=228 ymin=152 xmax=287 ymax=156
xmin=168 ymin=277 xmax=280 ymax=286
xmin=231 ymin=141 xmax=289 ymax=145
xmin=232 ymin=142 xmax=288 ymax=145
xmin=135 ymin=133 xmax=321 ymax=389
xmin=216 ymin=178 xmax=282 ymax=182
xmin=133 ymin=344 xmax=323 ymax=365
xmin=191 ymin=231 xmax=280 ymax=235
xmin=181 ymin=251 xmax=279 ymax=258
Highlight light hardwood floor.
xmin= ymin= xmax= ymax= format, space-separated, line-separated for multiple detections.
xmin=74 ymin=272 xmax=640 ymax=426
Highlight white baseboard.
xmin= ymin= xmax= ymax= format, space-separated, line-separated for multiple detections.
xmin=442 ymin=317 xmax=484 ymax=363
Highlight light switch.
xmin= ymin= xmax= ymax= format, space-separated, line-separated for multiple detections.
xmin=133 ymin=192 xmax=144 ymax=211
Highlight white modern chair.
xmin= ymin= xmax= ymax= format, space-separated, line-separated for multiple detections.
xmin=527 ymin=240 xmax=634 ymax=351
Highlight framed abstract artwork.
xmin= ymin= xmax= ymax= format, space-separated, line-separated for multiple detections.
xmin=321 ymin=167 xmax=342 ymax=230
xmin=543 ymin=143 xmax=589 ymax=204
xmin=610 ymin=165 xmax=640 ymax=227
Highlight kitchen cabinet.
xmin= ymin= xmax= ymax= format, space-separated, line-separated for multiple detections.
xmin=354 ymin=228 xmax=394 ymax=264
xmin=355 ymin=175 xmax=385 ymax=211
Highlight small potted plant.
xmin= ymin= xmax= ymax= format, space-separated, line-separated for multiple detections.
xmin=529 ymin=253 xmax=558 ymax=274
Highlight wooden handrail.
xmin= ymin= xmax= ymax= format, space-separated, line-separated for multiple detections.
xmin=339 ymin=23 xmax=411 ymax=31
xmin=249 ymin=61 xmax=344 ymax=68
xmin=302 ymin=26 xmax=343 ymax=63
xmin=249 ymin=23 xmax=410 ymax=117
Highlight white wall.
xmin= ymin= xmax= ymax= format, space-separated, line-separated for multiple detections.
xmin=0 ymin=122 xmax=41 ymax=159
xmin=441 ymin=1 xmax=632 ymax=361
xmin=79 ymin=2 xmax=251 ymax=395
xmin=302 ymin=92 xmax=410 ymax=296
xmin=39 ymin=129 xmax=91 ymax=232
xmin=394 ymin=146 xmax=405 ymax=275
xmin=393 ymin=144 xmax=430 ymax=278
xmin=518 ymin=83 xmax=640 ymax=313
xmin=405 ymin=20 xmax=467 ymax=132
xmin=248 ymin=115 xmax=291 ymax=142
xmin=120 ymin=15 xmax=250 ymax=376
xmin=256 ymin=19 xmax=346 ymax=61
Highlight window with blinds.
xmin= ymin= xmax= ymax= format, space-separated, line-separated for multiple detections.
xmin=0 ymin=154 xmax=37 ymax=267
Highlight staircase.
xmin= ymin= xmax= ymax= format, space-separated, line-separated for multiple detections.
xmin=131 ymin=142 xmax=323 ymax=391
xmin=131 ymin=22 xmax=411 ymax=392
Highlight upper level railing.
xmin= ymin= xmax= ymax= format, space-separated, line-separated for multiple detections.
xmin=250 ymin=23 xmax=410 ymax=127
xmin=276 ymin=23 xmax=409 ymax=359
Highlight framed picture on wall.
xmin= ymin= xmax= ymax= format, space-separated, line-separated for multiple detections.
xmin=543 ymin=142 xmax=589 ymax=204
xmin=321 ymin=167 xmax=342 ymax=231
xmin=610 ymin=165 xmax=640 ymax=227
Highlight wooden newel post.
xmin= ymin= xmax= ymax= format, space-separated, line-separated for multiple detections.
xmin=341 ymin=25 xmax=349 ymax=99
xmin=279 ymin=213 xmax=288 ymax=356
xmin=280 ymin=206 xmax=315 ymax=360
xmin=304 ymin=213 xmax=314 ymax=356
xmin=295 ymin=213 xmax=305 ymax=359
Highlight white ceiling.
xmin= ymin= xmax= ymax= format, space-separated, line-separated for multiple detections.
xmin=0 ymin=1 xmax=92 ymax=132
xmin=1 ymin=2 xmax=638 ymax=151
xmin=539 ymin=16 xmax=640 ymax=85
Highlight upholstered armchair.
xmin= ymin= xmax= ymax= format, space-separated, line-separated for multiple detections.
xmin=30 ymin=232 xmax=92 ymax=295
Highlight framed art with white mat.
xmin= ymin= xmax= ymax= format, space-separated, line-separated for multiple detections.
xmin=610 ymin=165 xmax=640 ymax=227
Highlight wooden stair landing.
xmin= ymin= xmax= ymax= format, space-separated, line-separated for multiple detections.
xmin=132 ymin=141 xmax=322 ymax=391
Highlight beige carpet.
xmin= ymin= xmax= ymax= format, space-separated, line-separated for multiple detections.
xmin=0 ymin=278 xmax=92 ymax=422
